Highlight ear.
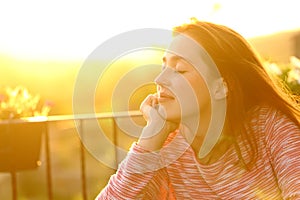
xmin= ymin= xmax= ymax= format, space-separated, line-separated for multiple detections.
xmin=213 ymin=78 xmax=228 ymax=100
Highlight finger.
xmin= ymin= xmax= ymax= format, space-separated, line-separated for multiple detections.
xmin=152 ymin=93 xmax=159 ymax=107
xmin=140 ymin=94 xmax=156 ymax=114
xmin=141 ymin=94 xmax=157 ymax=108
xmin=140 ymin=95 xmax=152 ymax=109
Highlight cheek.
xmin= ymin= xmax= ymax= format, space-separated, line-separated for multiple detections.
xmin=171 ymin=79 xmax=200 ymax=116
xmin=195 ymin=81 xmax=210 ymax=107
xmin=188 ymin=74 xmax=211 ymax=108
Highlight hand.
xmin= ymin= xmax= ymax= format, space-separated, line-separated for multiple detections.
xmin=140 ymin=94 xmax=163 ymax=133
xmin=138 ymin=94 xmax=178 ymax=151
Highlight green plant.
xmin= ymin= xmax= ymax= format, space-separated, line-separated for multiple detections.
xmin=265 ymin=56 xmax=300 ymax=96
xmin=0 ymin=86 xmax=53 ymax=120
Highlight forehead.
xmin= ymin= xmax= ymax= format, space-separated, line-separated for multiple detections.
xmin=165 ymin=34 xmax=219 ymax=79
xmin=167 ymin=35 xmax=202 ymax=62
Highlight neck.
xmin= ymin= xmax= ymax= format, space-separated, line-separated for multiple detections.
xmin=180 ymin=104 xmax=231 ymax=165
xmin=179 ymin=104 xmax=211 ymax=153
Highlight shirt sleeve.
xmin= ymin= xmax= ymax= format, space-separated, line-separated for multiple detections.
xmin=95 ymin=142 xmax=171 ymax=200
xmin=264 ymin=108 xmax=300 ymax=199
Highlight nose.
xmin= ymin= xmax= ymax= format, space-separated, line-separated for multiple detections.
xmin=154 ymin=67 xmax=171 ymax=87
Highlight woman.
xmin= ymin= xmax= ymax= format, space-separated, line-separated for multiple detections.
xmin=96 ymin=19 xmax=300 ymax=199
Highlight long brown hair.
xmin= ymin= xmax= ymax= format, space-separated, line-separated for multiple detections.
xmin=173 ymin=18 xmax=300 ymax=168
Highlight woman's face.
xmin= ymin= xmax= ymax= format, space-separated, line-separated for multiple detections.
xmin=155 ymin=35 xmax=211 ymax=122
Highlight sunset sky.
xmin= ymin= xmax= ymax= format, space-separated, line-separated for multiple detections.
xmin=0 ymin=0 xmax=299 ymax=60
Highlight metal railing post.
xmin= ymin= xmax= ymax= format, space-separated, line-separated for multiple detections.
xmin=0 ymin=111 xmax=142 ymax=199
xmin=79 ymin=119 xmax=87 ymax=200
xmin=112 ymin=118 xmax=118 ymax=169
xmin=45 ymin=122 xmax=53 ymax=200
xmin=11 ymin=171 xmax=17 ymax=200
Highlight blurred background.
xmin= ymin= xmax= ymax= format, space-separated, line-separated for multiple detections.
xmin=0 ymin=0 xmax=299 ymax=199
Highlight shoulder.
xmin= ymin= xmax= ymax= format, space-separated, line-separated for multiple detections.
xmin=246 ymin=104 xmax=300 ymax=146
xmin=246 ymin=104 xmax=299 ymax=132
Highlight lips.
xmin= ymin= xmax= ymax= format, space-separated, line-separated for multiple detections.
xmin=158 ymin=92 xmax=174 ymax=102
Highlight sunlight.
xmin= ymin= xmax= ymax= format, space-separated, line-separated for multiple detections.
xmin=206 ymin=0 xmax=300 ymax=38
xmin=0 ymin=0 xmax=299 ymax=60
xmin=25 ymin=116 xmax=48 ymax=122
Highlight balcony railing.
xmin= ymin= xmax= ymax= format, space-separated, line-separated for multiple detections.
xmin=0 ymin=111 xmax=143 ymax=200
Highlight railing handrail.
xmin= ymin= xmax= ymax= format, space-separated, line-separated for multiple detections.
xmin=0 ymin=110 xmax=142 ymax=124
xmin=1 ymin=110 xmax=143 ymax=199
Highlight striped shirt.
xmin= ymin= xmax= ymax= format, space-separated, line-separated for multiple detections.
xmin=96 ymin=106 xmax=300 ymax=199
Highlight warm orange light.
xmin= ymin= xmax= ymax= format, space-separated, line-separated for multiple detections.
xmin=0 ymin=1 xmax=299 ymax=60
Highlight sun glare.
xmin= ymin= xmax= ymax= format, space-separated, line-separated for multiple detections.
xmin=0 ymin=0 xmax=299 ymax=60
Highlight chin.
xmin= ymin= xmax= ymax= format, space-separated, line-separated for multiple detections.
xmin=158 ymin=103 xmax=180 ymax=120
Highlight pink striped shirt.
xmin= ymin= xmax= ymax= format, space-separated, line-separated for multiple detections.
xmin=96 ymin=106 xmax=300 ymax=199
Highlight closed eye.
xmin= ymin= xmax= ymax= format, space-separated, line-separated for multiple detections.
xmin=175 ymin=70 xmax=187 ymax=74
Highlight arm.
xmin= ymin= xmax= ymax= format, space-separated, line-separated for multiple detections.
xmin=96 ymin=94 xmax=178 ymax=199
xmin=265 ymin=109 xmax=300 ymax=199
xmin=96 ymin=143 xmax=171 ymax=200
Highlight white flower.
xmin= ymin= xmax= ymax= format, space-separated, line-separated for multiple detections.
xmin=287 ymin=69 xmax=300 ymax=84
xmin=290 ymin=56 xmax=300 ymax=69
xmin=265 ymin=62 xmax=282 ymax=76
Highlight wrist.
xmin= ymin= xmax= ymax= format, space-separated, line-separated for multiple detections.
xmin=137 ymin=124 xmax=169 ymax=151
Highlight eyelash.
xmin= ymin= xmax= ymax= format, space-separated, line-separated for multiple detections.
xmin=175 ymin=70 xmax=186 ymax=74
xmin=162 ymin=63 xmax=187 ymax=74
